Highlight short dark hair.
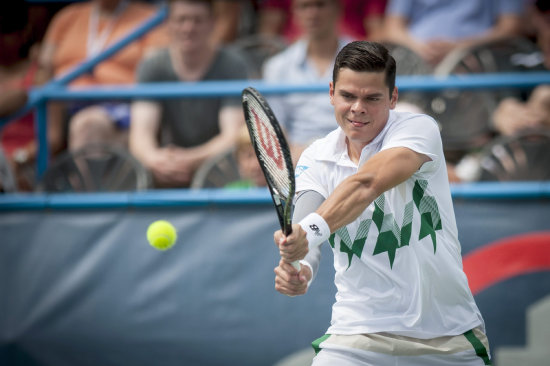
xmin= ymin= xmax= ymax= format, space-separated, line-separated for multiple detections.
xmin=332 ymin=41 xmax=397 ymax=96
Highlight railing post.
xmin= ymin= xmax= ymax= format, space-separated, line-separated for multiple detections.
xmin=35 ymin=99 xmax=49 ymax=178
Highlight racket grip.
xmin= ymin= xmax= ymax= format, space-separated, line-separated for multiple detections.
xmin=291 ymin=260 xmax=301 ymax=271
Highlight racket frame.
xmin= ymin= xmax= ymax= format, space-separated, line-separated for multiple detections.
xmin=241 ymin=86 xmax=295 ymax=236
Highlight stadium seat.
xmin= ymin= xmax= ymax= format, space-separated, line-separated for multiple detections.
xmin=38 ymin=143 xmax=152 ymax=192
xmin=434 ymin=37 xmax=545 ymax=75
xmin=478 ymin=128 xmax=550 ymax=181
xmin=228 ymin=34 xmax=287 ymax=79
xmin=190 ymin=147 xmax=240 ymax=189
xmin=383 ymin=42 xmax=433 ymax=76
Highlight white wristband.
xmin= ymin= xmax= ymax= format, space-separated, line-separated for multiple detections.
xmin=298 ymin=212 xmax=331 ymax=249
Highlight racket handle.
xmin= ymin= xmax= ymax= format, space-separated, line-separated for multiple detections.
xmin=291 ymin=260 xmax=301 ymax=271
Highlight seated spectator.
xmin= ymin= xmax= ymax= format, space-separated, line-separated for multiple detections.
xmin=37 ymin=0 xmax=168 ymax=153
xmin=448 ymin=0 xmax=550 ymax=183
xmin=258 ymin=0 xmax=387 ymax=44
xmin=129 ymin=0 xmax=249 ymax=189
xmin=224 ymin=125 xmax=267 ymax=189
xmin=492 ymin=0 xmax=550 ymax=136
xmin=262 ymin=0 xmax=351 ymax=162
xmin=492 ymin=85 xmax=550 ymax=136
xmin=381 ymin=0 xmax=525 ymax=66
xmin=0 ymin=0 xmax=61 ymax=191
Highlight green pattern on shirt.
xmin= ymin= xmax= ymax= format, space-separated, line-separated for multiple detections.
xmin=328 ymin=179 xmax=441 ymax=268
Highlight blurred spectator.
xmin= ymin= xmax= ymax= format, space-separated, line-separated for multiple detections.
xmin=449 ymin=0 xmax=550 ymax=183
xmin=381 ymin=0 xmax=525 ymax=66
xmin=492 ymin=85 xmax=550 ymax=136
xmin=491 ymin=0 xmax=550 ymax=136
xmin=262 ymin=0 xmax=350 ymax=162
xmin=258 ymin=0 xmax=387 ymax=44
xmin=0 ymin=0 xmax=59 ymax=191
xmin=224 ymin=125 xmax=267 ymax=189
xmin=129 ymin=0 xmax=249 ymax=188
xmin=211 ymin=0 xmax=259 ymax=45
xmin=37 ymin=0 xmax=168 ymax=153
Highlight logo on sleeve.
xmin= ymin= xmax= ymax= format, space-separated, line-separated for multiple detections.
xmin=295 ymin=165 xmax=309 ymax=178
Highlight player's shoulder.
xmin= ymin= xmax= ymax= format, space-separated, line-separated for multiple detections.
xmin=389 ymin=109 xmax=440 ymax=134
xmin=300 ymin=128 xmax=343 ymax=162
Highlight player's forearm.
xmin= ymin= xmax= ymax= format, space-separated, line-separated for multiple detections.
xmin=317 ymin=173 xmax=380 ymax=232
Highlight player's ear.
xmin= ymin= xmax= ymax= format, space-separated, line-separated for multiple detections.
xmin=389 ymin=86 xmax=398 ymax=109
xmin=329 ymin=82 xmax=335 ymax=105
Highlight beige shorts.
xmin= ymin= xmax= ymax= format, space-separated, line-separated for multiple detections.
xmin=311 ymin=327 xmax=491 ymax=366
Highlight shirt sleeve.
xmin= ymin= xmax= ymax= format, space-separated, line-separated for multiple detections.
xmin=380 ymin=114 xmax=442 ymax=175
xmin=295 ymin=142 xmax=330 ymax=198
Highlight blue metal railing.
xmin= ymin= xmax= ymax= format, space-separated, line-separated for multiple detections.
xmin=1 ymin=182 xmax=549 ymax=211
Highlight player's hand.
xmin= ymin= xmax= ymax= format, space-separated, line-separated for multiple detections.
xmin=274 ymin=223 xmax=308 ymax=263
xmin=274 ymin=259 xmax=311 ymax=297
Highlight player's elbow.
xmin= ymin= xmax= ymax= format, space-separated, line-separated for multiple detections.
xmin=352 ymin=172 xmax=382 ymax=203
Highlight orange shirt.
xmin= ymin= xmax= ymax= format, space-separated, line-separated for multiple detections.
xmin=43 ymin=1 xmax=167 ymax=87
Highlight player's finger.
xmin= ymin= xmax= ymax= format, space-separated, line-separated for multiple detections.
xmin=274 ymin=274 xmax=307 ymax=296
xmin=273 ymin=230 xmax=285 ymax=247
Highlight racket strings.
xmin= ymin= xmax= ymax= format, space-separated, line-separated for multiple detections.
xmin=245 ymin=97 xmax=292 ymax=197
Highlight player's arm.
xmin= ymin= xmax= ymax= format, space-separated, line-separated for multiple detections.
xmin=318 ymin=147 xmax=430 ymax=231
xmin=278 ymin=147 xmax=430 ymax=265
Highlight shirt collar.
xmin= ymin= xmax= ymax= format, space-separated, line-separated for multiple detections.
xmin=313 ymin=110 xmax=397 ymax=166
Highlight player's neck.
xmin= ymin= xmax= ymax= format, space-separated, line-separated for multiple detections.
xmin=170 ymin=45 xmax=216 ymax=82
xmin=345 ymin=137 xmax=367 ymax=165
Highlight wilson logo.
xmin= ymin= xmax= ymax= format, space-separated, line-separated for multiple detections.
xmin=252 ymin=109 xmax=284 ymax=170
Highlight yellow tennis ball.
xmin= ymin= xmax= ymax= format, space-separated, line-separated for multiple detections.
xmin=147 ymin=220 xmax=177 ymax=251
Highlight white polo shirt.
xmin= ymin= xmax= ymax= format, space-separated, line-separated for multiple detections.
xmin=296 ymin=110 xmax=484 ymax=339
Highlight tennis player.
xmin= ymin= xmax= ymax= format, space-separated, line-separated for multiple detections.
xmin=274 ymin=41 xmax=492 ymax=365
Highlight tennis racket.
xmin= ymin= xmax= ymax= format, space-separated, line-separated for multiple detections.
xmin=241 ymin=87 xmax=301 ymax=271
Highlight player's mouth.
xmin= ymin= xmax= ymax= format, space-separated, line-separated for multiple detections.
xmin=347 ymin=119 xmax=369 ymax=127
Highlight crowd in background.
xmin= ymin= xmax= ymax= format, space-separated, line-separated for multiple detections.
xmin=1 ymin=0 xmax=549 ymax=193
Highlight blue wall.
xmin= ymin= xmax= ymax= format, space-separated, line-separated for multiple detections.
xmin=0 ymin=184 xmax=549 ymax=366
